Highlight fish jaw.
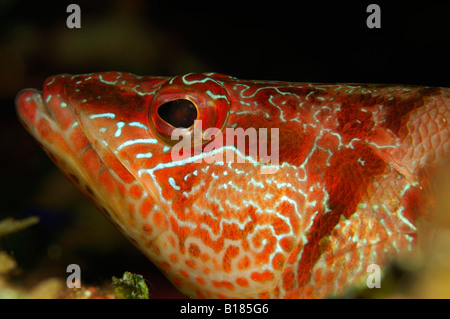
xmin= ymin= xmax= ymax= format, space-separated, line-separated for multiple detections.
xmin=15 ymin=75 xmax=172 ymax=271
xmin=16 ymin=72 xmax=272 ymax=298
xmin=15 ymin=87 xmax=91 ymax=188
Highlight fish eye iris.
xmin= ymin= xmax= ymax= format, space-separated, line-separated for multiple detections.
xmin=157 ymin=99 xmax=197 ymax=128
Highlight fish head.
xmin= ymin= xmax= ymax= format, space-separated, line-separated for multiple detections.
xmin=15 ymin=72 xmax=284 ymax=298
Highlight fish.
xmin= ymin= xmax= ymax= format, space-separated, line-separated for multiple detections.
xmin=15 ymin=72 xmax=449 ymax=298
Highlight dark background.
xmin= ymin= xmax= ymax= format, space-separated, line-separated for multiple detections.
xmin=0 ymin=0 xmax=448 ymax=298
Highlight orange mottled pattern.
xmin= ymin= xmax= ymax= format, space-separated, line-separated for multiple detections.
xmin=16 ymin=72 xmax=449 ymax=298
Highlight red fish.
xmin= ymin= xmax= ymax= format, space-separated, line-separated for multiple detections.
xmin=15 ymin=72 xmax=449 ymax=298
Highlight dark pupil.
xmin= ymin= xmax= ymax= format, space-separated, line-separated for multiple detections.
xmin=157 ymin=99 xmax=197 ymax=128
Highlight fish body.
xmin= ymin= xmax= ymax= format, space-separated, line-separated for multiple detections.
xmin=16 ymin=72 xmax=449 ymax=298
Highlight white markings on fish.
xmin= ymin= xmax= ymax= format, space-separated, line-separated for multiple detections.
xmin=128 ymin=122 xmax=149 ymax=130
xmin=168 ymin=177 xmax=181 ymax=190
xmin=99 ymin=74 xmax=118 ymax=85
xmin=206 ymin=90 xmax=230 ymax=103
xmin=136 ymin=153 xmax=153 ymax=158
xmin=115 ymin=122 xmax=125 ymax=137
xmin=117 ymin=138 xmax=158 ymax=150
xmin=46 ymin=77 xmax=56 ymax=86
xmin=182 ymin=73 xmax=216 ymax=85
xmin=90 ymin=113 xmax=116 ymax=119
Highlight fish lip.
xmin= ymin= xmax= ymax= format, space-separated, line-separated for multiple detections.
xmin=16 ymin=83 xmax=168 ymax=246
xmin=16 ymin=89 xmax=45 ymax=124
xmin=16 ymin=85 xmax=166 ymax=228
xmin=15 ymin=88 xmax=38 ymax=109
xmin=15 ymin=88 xmax=64 ymax=132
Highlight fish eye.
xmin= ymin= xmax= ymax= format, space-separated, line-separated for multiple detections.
xmin=157 ymin=99 xmax=198 ymax=129
xmin=148 ymin=73 xmax=231 ymax=146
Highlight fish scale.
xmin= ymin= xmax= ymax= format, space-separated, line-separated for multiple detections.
xmin=15 ymin=72 xmax=449 ymax=298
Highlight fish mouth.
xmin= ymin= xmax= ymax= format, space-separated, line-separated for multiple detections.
xmin=16 ymin=88 xmax=76 ymax=164
xmin=16 ymin=88 xmax=137 ymax=229
xmin=16 ymin=89 xmax=52 ymax=132
xmin=16 ymin=88 xmax=80 ymax=161
xmin=15 ymin=88 xmax=96 ymax=192
xmin=16 ymin=83 xmax=168 ymax=257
